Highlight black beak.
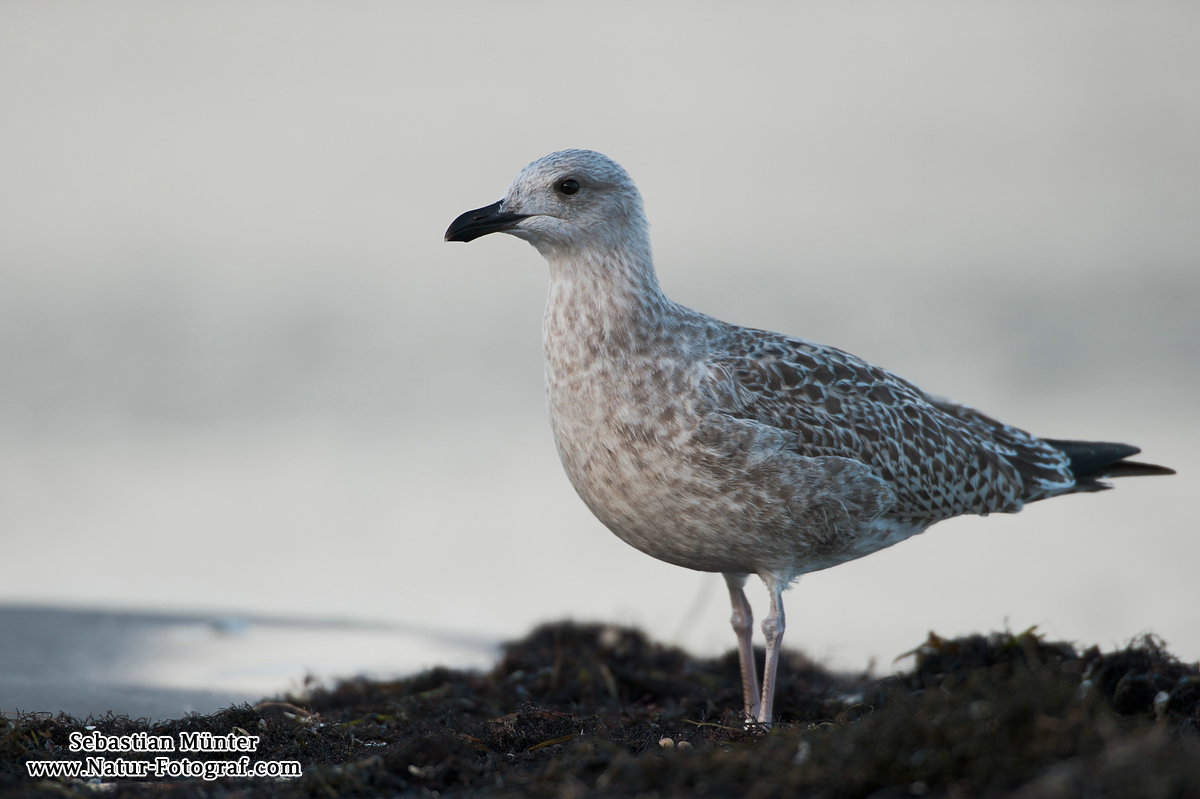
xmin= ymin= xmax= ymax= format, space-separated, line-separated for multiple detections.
xmin=444 ymin=200 xmax=528 ymax=243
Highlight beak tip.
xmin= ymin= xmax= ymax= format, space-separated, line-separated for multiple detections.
xmin=444 ymin=200 xmax=524 ymax=244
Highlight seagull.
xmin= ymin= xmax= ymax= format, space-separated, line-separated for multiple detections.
xmin=444 ymin=149 xmax=1174 ymax=725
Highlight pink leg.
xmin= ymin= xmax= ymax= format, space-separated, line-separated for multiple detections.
xmin=723 ymin=573 xmax=760 ymax=722
xmin=756 ymin=577 xmax=786 ymax=725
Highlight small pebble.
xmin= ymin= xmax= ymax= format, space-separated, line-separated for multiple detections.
xmin=657 ymin=737 xmax=674 ymax=748
xmin=968 ymin=700 xmax=993 ymax=720
xmin=598 ymin=626 xmax=623 ymax=650
xmin=1153 ymin=690 xmax=1170 ymax=719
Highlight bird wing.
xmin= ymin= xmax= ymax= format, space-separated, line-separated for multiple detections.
xmin=700 ymin=328 xmax=1074 ymax=521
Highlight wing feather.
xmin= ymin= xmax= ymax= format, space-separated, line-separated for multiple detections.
xmin=701 ymin=328 xmax=1073 ymax=521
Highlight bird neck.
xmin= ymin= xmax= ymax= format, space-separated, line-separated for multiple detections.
xmin=544 ymin=238 xmax=672 ymax=336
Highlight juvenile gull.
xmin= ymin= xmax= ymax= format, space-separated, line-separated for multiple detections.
xmin=444 ymin=150 xmax=1174 ymax=725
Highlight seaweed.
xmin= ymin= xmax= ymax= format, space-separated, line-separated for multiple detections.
xmin=3 ymin=623 xmax=1198 ymax=798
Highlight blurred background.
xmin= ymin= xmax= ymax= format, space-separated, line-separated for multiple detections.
xmin=1 ymin=1 xmax=1196 ymax=718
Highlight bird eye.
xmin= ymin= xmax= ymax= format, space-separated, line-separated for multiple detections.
xmin=557 ymin=178 xmax=580 ymax=196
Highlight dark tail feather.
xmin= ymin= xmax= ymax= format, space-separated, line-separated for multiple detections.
xmin=1043 ymin=438 xmax=1175 ymax=490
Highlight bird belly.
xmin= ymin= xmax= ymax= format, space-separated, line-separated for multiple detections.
xmin=550 ymin=419 xmax=768 ymax=573
xmin=547 ymin=392 xmax=926 ymax=578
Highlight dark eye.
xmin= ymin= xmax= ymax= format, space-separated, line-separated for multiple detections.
xmin=557 ymin=178 xmax=580 ymax=196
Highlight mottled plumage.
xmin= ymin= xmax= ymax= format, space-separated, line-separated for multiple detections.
xmin=445 ymin=149 xmax=1173 ymax=725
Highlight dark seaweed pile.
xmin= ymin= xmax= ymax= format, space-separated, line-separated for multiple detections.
xmin=3 ymin=622 xmax=1199 ymax=798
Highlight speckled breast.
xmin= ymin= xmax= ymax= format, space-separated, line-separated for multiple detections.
xmin=544 ymin=354 xmax=800 ymax=576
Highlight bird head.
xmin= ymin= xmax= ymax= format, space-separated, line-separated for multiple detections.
xmin=444 ymin=150 xmax=648 ymax=259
